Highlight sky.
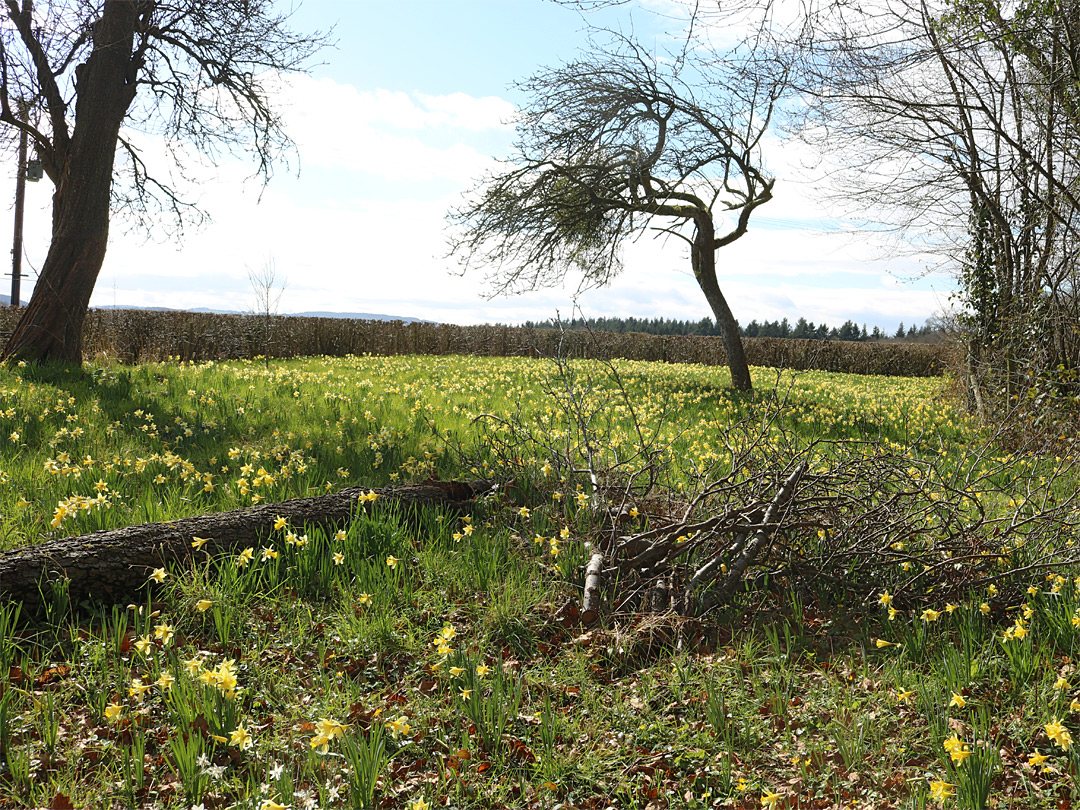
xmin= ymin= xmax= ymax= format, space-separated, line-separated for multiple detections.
xmin=1 ymin=0 xmax=955 ymax=332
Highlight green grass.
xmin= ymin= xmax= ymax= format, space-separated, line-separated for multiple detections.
xmin=0 ymin=354 xmax=977 ymax=551
xmin=0 ymin=354 xmax=1078 ymax=808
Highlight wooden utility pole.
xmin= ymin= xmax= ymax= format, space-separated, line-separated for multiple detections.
xmin=10 ymin=118 xmax=28 ymax=307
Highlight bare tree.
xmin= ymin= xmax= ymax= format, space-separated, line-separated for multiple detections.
xmin=447 ymin=32 xmax=782 ymax=392
xmin=0 ymin=0 xmax=329 ymax=364
xmin=248 ymin=254 xmax=285 ymax=365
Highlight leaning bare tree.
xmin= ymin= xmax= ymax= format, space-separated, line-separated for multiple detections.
xmin=0 ymin=0 xmax=328 ymax=364
xmin=447 ymin=33 xmax=782 ymax=392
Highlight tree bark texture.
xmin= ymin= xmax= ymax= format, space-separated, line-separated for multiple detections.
xmin=692 ymin=216 xmax=753 ymax=391
xmin=0 ymin=480 xmax=494 ymax=611
xmin=2 ymin=1 xmax=141 ymax=363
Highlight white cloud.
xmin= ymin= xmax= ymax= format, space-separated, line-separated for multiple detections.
xmin=415 ymin=92 xmax=515 ymax=131
xmin=279 ymin=76 xmax=512 ymax=181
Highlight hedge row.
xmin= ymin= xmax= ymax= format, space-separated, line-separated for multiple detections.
xmin=0 ymin=307 xmax=950 ymax=376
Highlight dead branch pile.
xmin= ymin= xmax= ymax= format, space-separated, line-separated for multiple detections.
xmin=458 ymin=347 xmax=1080 ymax=623
xmin=594 ymin=434 xmax=1080 ymax=620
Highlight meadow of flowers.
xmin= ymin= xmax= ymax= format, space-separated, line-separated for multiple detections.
xmin=1 ymin=354 xmax=1078 ymax=809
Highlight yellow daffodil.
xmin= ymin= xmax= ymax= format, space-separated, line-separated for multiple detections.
xmin=333 ymin=551 xmax=344 ymax=565
xmin=921 ymin=608 xmax=942 ymax=622
xmin=476 ymin=663 xmax=491 ymax=677
xmin=944 ymin=735 xmax=971 ymax=764
xmin=128 ymin=678 xmax=151 ymax=702
xmin=1028 ymin=751 xmax=1050 ymax=767
xmin=897 ymin=688 xmax=915 ymax=704
xmin=229 ymin=725 xmax=254 ymax=750
xmin=1046 ymin=718 xmax=1073 ymax=750
xmin=105 ymin=702 xmax=123 ymax=723
xmin=879 ymin=591 xmax=893 ymax=606
xmin=273 ymin=515 xmax=288 ymax=530
xmin=949 ymin=692 xmax=966 ymax=708
xmin=386 ymin=555 xmax=399 ymax=569
xmin=929 ymin=779 xmax=954 ymax=802
xmin=386 ymin=715 xmax=411 ymax=738
xmin=875 ymin=639 xmax=895 ymax=648
xmin=149 ymin=568 xmax=168 ymax=583
xmin=358 ymin=593 xmax=372 ymax=605
xmin=761 ymin=788 xmax=782 ymax=808
xmin=236 ymin=547 xmax=254 ymax=567
xmin=196 ymin=599 xmax=213 ymax=612
xmin=191 ymin=536 xmax=210 ymax=550
xmin=310 ymin=717 xmax=348 ymax=753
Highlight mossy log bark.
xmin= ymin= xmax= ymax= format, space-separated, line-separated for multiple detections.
xmin=0 ymin=480 xmax=494 ymax=611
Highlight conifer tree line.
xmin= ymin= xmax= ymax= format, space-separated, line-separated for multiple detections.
xmin=519 ymin=316 xmax=945 ymax=342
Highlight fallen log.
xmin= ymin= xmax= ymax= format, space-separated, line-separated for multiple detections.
xmin=0 ymin=480 xmax=495 ymax=611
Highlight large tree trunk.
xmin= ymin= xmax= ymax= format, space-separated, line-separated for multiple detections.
xmin=0 ymin=480 xmax=495 ymax=613
xmin=2 ymin=1 xmax=140 ymax=363
xmin=692 ymin=219 xmax=753 ymax=391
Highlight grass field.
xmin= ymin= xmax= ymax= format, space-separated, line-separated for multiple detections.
xmin=2 ymin=355 xmax=1079 ymax=809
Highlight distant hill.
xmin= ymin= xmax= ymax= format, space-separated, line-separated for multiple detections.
xmin=289 ymin=310 xmax=427 ymax=322
xmin=0 ymin=294 xmax=26 ymax=307
xmin=94 ymin=304 xmax=431 ymax=324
